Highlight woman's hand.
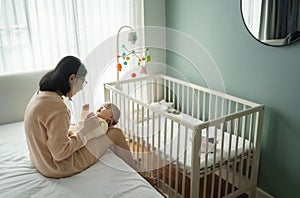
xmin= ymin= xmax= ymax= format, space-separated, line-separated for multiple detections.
xmin=78 ymin=113 xmax=109 ymax=143
xmin=79 ymin=113 xmax=100 ymax=136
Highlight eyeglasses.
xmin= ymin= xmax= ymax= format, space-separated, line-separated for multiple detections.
xmin=77 ymin=78 xmax=88 ymax=88
xmin=82 ymin=80 xmax=88 ymax=88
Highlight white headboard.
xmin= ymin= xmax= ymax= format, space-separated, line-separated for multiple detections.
xmin=0 ymin=70 xmax=48 ymax=125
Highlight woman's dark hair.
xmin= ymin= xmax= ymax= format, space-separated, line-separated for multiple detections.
xmin=39 ymin=56 xmax=87 ymax=96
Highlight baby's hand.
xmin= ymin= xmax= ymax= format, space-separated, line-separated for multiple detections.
xmin=82 ymin=104 xmax=89 ymax=110
xmin=81 ymin=104 xmax=90 ymax=120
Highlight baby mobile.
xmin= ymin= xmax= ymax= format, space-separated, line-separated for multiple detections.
xmin=116 ymin=44 xmax=151 ymax=78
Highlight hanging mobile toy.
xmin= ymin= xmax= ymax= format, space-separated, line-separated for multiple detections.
xmin=117 ymin=44 xmax=151 ymax=78
xmin=115 ymin=26 xmax=152 ymax=89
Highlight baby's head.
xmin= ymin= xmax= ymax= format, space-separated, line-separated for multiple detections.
xmin=96 ymin=102 xmax=120 ymax=127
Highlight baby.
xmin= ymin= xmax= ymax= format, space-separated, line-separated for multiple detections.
xmin=69 ymin=102 xmax=120 ymax=140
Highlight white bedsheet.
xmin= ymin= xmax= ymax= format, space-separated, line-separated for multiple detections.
xmin=0 ymin=122 xmax=163 ymax=198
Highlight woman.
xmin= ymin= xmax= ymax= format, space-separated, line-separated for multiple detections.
xmin=24 ymin=56 xmax=141 ymax=179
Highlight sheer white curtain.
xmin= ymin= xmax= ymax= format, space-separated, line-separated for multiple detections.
xmin=71 ymin=0 xmax=145 ymax=123
xmin=242 ymin=0 xmax=262 ymax=39
xmin=0 ymin=0 xmax=141 ymax=74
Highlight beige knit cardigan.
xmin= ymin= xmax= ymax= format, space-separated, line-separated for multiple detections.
xmin=24 ymin=91 xmax=97 ymax=178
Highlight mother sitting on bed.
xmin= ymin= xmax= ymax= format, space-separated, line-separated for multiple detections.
xmin=24 ymin=56 xmax=154 ymax=184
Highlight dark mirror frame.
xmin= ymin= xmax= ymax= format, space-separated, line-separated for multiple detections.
xmin=240 ymin=0 xmax=300 ymax=47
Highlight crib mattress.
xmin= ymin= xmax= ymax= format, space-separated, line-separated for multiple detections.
xmin=123 ymin=111 xmax=251 ymax=172
xmin=0 ymin=122 xmax=163 ymax=198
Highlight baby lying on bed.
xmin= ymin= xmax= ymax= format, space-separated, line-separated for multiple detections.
xmin=69 ymin=102 xmax=121 ymax=141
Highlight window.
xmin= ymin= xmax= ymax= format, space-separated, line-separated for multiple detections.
xmin=0 ymin=0 xmax=142 ymax=74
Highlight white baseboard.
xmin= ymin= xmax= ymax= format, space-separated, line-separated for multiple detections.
xmin=256 ymin=187 xmax=274 ymax=198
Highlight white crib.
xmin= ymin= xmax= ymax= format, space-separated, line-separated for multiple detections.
xmin=104 ymin=75 xmax=264 ymax=198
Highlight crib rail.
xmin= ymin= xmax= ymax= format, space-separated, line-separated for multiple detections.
xmin=104 ymin=84 xmax=198 ymax=130
xmin=104 ymin=75 xmax=264 ymax=198
xmin=105 ymin=74 xmax=259 ymax=108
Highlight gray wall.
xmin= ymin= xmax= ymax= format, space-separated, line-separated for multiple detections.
xmin=144 ymin=0 xmax=166 ymax=73
xmin=0 ymin=70 xmax=47 ymax=125
xmin=145 ymin=0 xmax=300 ymax=197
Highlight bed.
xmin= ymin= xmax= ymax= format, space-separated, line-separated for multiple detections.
xmin=104 ymin=74 xmax=265 ymax=198
xmin=0 ymin=71 xmax=163 ymax=198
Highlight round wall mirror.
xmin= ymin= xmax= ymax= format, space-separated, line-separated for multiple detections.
xmin=240 ymin=0 xmax=300 ymax=46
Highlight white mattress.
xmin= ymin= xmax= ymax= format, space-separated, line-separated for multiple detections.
xmin=122 ymin=110 xmax=251 ymax=172
xmin=0 ymin=122 xmax=163 ymax=198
